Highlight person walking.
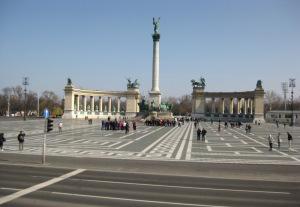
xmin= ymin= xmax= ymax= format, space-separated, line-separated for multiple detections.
xmin=132 ymin=121 xmax=137 ymax=131
xmin=17 ymin=131 xmax=25 ymax=151
xmin=277 ymin=132 xmax=281 ymax=149
xmin=287 ymin=132 xmax=293 ymax=150
xmin=125 ymin=121 xmax=129 ymax=134
xmin=268 ymin=134 xmax=274 ymax=151
xmin=0 ymin=133 xmax=6 ymax=151
xmin=197 ymin=128 xmax=201 ymax=141
xmin=201 ymin=128 xmax=207 ymax=141
xmin=58 ymin=122 xmax=63 ymax=133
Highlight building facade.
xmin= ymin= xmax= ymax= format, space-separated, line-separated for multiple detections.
xmin=63 ymin=81 xmax=140 ymax=119
xmin=192 ymin=81 xmax=265 ymax=122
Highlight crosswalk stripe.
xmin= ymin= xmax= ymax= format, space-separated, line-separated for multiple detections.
xmin=185 ymin=123 xmax=194 ymax=160
xmin=175 ymin=123 xmax=192 ymax=160
xmin=207 ymin=146 xmax=212 ymax=151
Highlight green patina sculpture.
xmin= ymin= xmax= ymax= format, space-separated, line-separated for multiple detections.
xmin=191 ymin=77 xmax=206 ymax=88
xmin=153 ymin=17 xmax=160 ymax=34
xmin=67 ymin=78 xmax=72 ymax=85
xmin=256 ymin=80 xmax=262 ymax=88
xmin=127 ymin=78 xmax=139 ymax=88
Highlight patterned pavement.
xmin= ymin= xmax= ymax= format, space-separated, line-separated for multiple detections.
xmin=1 ymin=119 xmax=300 ymax=165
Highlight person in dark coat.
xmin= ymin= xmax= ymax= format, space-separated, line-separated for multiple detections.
xmin=287 ymin=132 xmax=293 ymax=150
xmin=201 ymin=128 xmax=207 ymax=141
xmin=17 ymin=131 xmax=26 ymax=151
xmin=0 ymin=133 xmax=6 ymax=151
xmin=197 ymin=128 xmax=201 ymax=141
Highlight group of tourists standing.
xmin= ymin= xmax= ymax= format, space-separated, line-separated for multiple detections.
xmin=0 ymin=131 xmax=26 ymax=151
xmin=196 ymin=127 xmax=207 ymax=141
xmin=268 ymin=132 xmax=293 ymax=151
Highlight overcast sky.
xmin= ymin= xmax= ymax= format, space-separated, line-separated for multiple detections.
xmin=0 ymin=0 xmax=299 ymax=98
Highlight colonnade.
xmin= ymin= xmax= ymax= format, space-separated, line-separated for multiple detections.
xmin=73 ymin=95 xmax=122 ymax=114
xmin=63 ymin=83 xmax=140 ymax=119
xmin=191 ymin=82 xmax=265 ymax=122
xmin=207 ymin=97 xmax=254 ymax=115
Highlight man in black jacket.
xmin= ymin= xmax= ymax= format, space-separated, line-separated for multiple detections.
xmin=18 ymin=131 xmax=25 ymax=151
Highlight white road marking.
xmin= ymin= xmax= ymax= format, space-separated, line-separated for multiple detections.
xmin=166 ymin=125 xmax=186 ymax=158
xmin=233 ymin=136 xmax=239 ymax=139
xmin=0 ymin=169 xmax=85 ymax=205
xmin=115 ymin=141 xmax=134 ymax=150
xmin=251 ymin=147 xmax=262 ymax=153
xmin=234 ymin=152 xmax=240 ymax=155
xmin=107 ymin=141 xmax=122 ymax=147
xmin=185 ymin=123 xmax=194 ymax=160
xmin=240 ymin=140 xmax=248 ymax=145
xmin=229 ymin=128 xmax=300 ymax=162
xmin=139 ymin=127 xmax=178 ymax=154
xmin=100 ymin=141 xmax=110 ymax=146
xmin=116 ymin=127 xmax=164 ymax=150
xmin=52 ymin=191 xmax=230 ymax=207
xmin=225 ymin=143 xmax=232 ymax=147
xmin=220 ymin=137 xmax=224 ymax=141
xmin=104 ymin=134 xmax=112 ymax=137
xmin=65 ymin=178 xmax=292 ymax=195
xmin=205 ymin=139 xmax=208 ymax=143
xmin=176 ymin=123 xmax=192 ymax=159
xmin=207 ymin=146 xmax=212 ymax=151
xmin=69 ymin=139 xmax=86 ymax=144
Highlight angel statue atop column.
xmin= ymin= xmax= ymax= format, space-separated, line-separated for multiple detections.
xmin=153 ymin=17 xmax=160 ymax=34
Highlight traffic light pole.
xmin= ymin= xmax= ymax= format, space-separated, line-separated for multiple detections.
xmin=42 ymin=118 xmax=47 ymax=164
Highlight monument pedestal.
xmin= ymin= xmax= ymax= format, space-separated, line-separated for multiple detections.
xmin=149 ymin=91 xmax=161 ymax=108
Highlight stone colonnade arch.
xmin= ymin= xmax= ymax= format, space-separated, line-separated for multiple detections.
xmin=192 ymin=82 xmax=265 ymax=123
xmin=63 ymin=83 xmax=140 ymax=119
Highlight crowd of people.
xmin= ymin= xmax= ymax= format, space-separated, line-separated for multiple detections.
xmin=101 ymin=119 xmax=136 ymax=134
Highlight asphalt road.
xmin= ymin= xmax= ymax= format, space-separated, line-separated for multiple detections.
xmin=0 ymin=164 xmax=299 ymax=207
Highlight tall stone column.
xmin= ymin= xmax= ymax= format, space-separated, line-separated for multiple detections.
xmin=211 ymin=98 xmax=216 ymax=113
xmin=247 ymin=98 xmax=250 ymax=114
xmin=237 ymin=98 xmax=241 ymax=114
xmin=108 ymin=97 xmax=112 ymax=113
xmin=99 ymin=96 xmax=102 ymax=112
xmin=76 ymin=95 xmax=80 ymax=111
xmin=244 ymin=98 xmax=247 ymax=115
xmin=91 ymin=96 xmax=94 ymax=112
xmin=117 ymin=97 xmax=121 ymax=113
xmin=221 ymin=98 xmax=225 ymax=114
xmin=250 ymin=99 xmax=253 ymax=114
xmin=83 ymin=95 xmax=87 ymax=111
xmin=149 ymin=27 xmax=161 ymax=108
xmin=230 ymin=98 xmax=234 ymax=114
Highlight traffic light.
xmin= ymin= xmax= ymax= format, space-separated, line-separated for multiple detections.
xmin=47 ymin=118 xmax=53 ymax=132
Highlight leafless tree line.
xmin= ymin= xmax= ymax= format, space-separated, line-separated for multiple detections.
xmin=0 ymin=85 xmax=63 ymax=117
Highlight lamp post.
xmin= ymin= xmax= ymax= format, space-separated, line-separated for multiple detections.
xmin=289 ymin=78 xmax=296 ymax=126
xmin=22 ymin=77 xmax=29 ymax=121
xmin=281 ymin=82 xmax=288 ymax=111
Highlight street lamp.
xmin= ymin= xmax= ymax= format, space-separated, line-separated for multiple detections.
xmin=22 ymin=77 xmax=29 ymax=121
xmin=289 ymin=78 xmax=296 ymax=126
xmin=281 ymin=82 xmax=288 ymax=110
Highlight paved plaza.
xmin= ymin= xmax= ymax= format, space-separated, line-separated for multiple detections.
xmin=0 ymin=119 xmax=299 ymax=165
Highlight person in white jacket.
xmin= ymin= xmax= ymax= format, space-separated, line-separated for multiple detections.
xmin=268 ymin=134 xmax=274 ymax=151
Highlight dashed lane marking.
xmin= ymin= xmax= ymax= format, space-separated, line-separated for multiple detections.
xmin=225 ymin=143 xmax=232 ymax=147
xmin=240 ymin=140 xmax=248 ymax=145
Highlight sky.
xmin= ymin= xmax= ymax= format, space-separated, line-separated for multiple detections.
xmin=0 ymin=0 xmax=299 ymax=99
